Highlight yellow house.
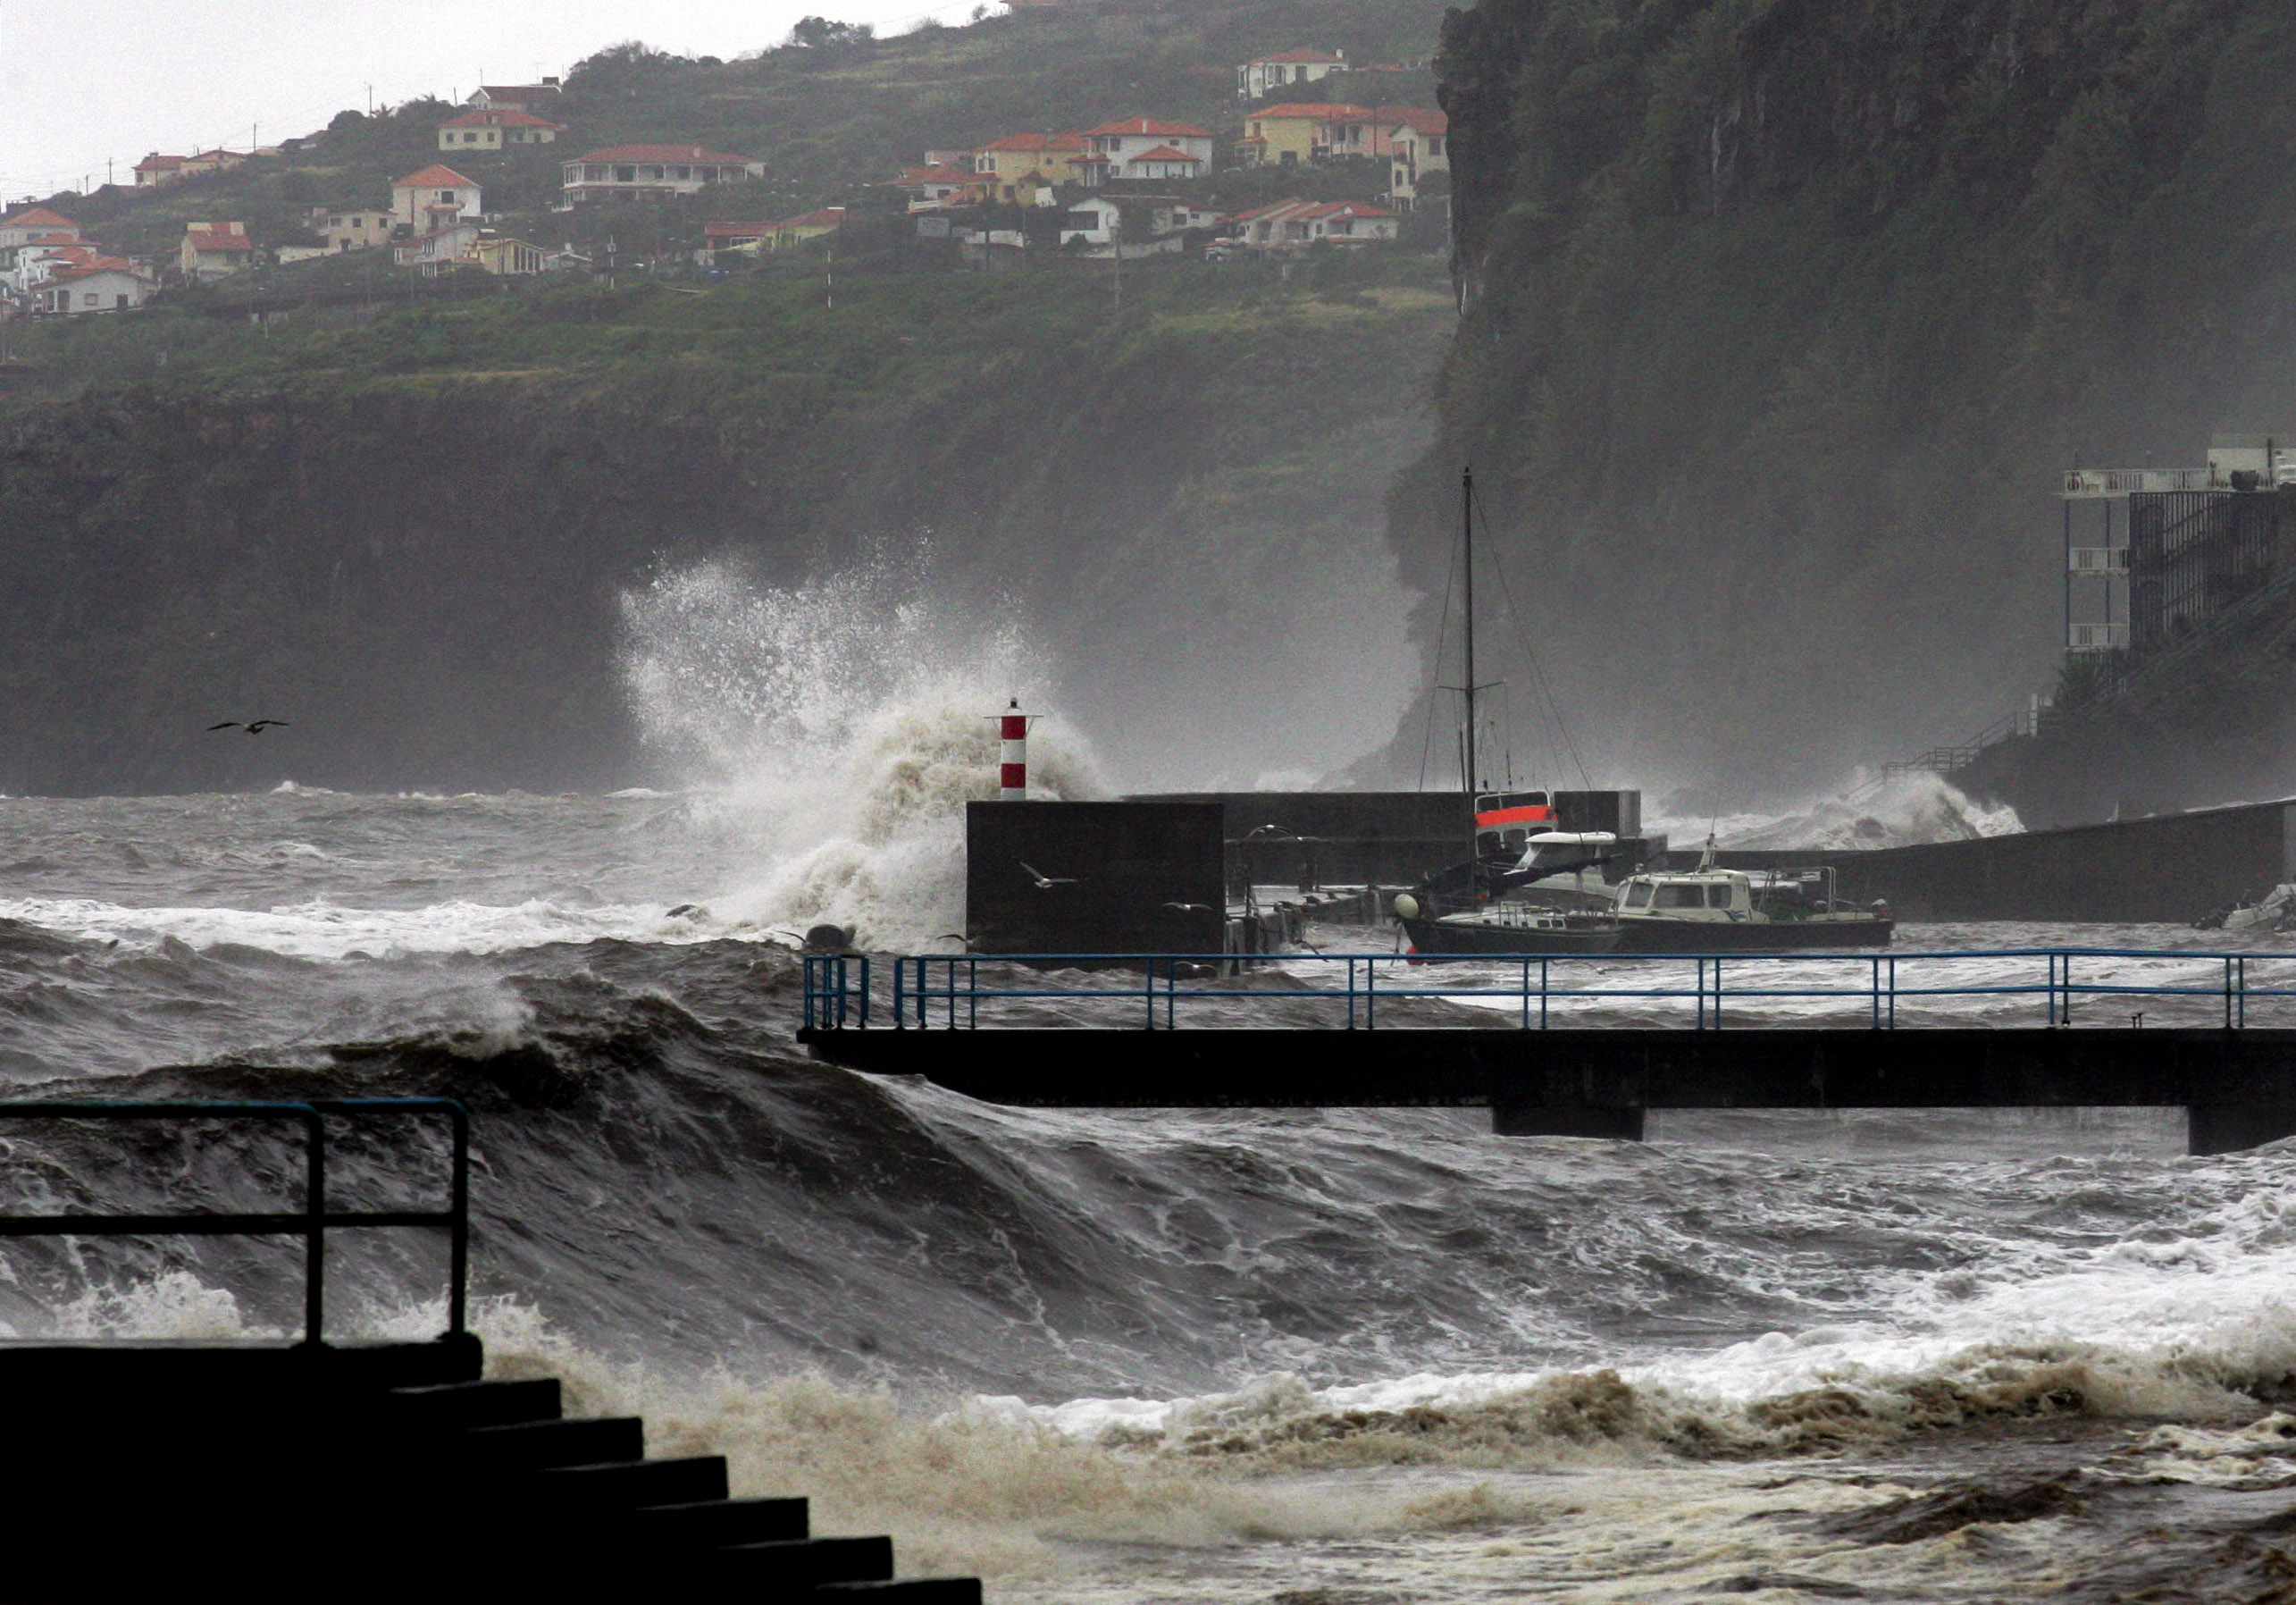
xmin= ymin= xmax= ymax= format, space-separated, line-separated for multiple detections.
xmin=470 ymin=235 xmax=546 ymax=275
xmin=766 ymin=207 xmax=845 ymax=250
xmin=1239 ymin=102 xmax=1378 ymax=166
xmin=972 ymin=132 xmax=1087 ymax=198
xmin=438 ymin=108 xmax=566 ymax=152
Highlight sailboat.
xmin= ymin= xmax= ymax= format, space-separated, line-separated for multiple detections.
xmin=1391 ymin=466 xmax=1624 ymax=955
xmin=1390 ymin=469 xmax=1893 ymax=956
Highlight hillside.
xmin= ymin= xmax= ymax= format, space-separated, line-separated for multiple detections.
xmin=1389 ymin=0 xmax=2296 ymax=802
xmin=38 ymin=0 xmax=1445 ymax=269
xmin=0 ymin=253 xmax=1452 ymax=794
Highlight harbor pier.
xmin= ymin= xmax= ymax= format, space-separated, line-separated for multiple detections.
xmin=799 ymin=949 xmax=2296 ymax=1155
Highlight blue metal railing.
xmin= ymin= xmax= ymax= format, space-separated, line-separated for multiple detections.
xmin=800 ymin=948 xmax=2296 ymax=1033
xmin=0 ymin=1099 xmax=470 ymax=1345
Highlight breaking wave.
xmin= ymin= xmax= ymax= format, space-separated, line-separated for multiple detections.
xmin=617 ymin=560 xmax=1107 ymax=946
xmin=1654 ymin=769 xmax=2024 ymax=851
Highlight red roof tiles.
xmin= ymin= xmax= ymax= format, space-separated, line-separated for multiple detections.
xmin=1083 ymin=117 xmax=1212 ymax=139
xmin=1252 ymin=102 xmax=1378 ymax=121
xmin=392 ymin=164 xmax=481 ymax=189
xmin=440 ymin=108 xmax=565 ymax=130
xmin=572 ymin=145 xmax=758 ymax=165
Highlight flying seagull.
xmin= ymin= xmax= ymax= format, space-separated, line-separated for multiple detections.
xmin=207 ymin=719 xmax=289 ymax=735
xmin=1161 ymin=902 xmax=1214 ymax=913
xmin=1018 ymin=861 xmax=1076 ymax=889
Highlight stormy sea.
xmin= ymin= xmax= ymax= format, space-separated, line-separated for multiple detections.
xmin=0 ymin=586 xmax=2289 ymax=1601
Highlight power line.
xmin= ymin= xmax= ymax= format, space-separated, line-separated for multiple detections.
xmin=1415 ymin=504 xmax=1461 ymax=792
xmin=1471 ymin=478 xmax=1593 ymax=792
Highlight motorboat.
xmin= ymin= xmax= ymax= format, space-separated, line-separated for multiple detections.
xmin=1608 ymin=860 xmax=1892 ymax=952
xmin=1395 ymin=840 xmax=1893 ymax=955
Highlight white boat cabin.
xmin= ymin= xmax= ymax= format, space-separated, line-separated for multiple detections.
xmin=1615 ymin=870 xmax=1749 ymax=919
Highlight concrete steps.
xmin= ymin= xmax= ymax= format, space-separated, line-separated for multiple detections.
xmin=0 ymin=1338 xmax=981 ymax=1603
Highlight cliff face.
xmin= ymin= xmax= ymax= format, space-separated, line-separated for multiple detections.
xmin=1402 ymin=0 xmax=2296 ymax=799
xmin=0 ymin=265 xmax=1453 ymax=794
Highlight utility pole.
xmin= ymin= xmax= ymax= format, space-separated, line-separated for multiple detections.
xmin=1110 ymin=205 xmax=1122 ymax=313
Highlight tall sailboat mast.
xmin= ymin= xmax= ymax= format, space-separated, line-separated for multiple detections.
xmin=1461 ymin=465 xmax=1477 ymax=802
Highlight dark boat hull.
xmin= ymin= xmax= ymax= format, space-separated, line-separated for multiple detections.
xmin=1402 ymin=915 xmax=1895 ymax=955
xmin=1401 ymin=917 xmax=1621 ymax=955
xmin=1611 ymin=917 xmax=1895 ymax=953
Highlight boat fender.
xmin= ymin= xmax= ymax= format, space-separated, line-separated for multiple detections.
xmin=1392 ymin=893 xmax=1420 ymax=920
xmin=1872 ymin=900 xmax=1890 ymax=918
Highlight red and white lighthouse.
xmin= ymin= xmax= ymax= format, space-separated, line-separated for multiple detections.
xmin=998 ymin=698 xmax=1028 ymax=800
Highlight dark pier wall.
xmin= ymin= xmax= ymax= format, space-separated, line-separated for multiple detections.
xmin=1139 ymin=791 xmax=1466 ymax=887
xmin=801 ymin=1026 xmax=2296 ymax=1153
xmin=1133 ymin=791 xmax=1643 ymax=888
xmin=965 ymin=802 xmax=1224 ymax=954
xmin=1660 ymin=799 xmax=2296 ymax=924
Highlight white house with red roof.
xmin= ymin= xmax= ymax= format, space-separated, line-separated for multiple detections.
xmin=560 ymin=145 xmax=764 ymax=202
xmin=973 ymin=132 xmax=1090 ymax=196
xmin=1058 ymin=194 xmax=1218 ymax=256
xmin=1387 ymin=108 xmax=1449 ymax=207
xmin=34 ymin=259 xmax=155 ymax=315
xmin=1079 ymin=118 xmax=1215 ymax=171
xmin=394 ymin=220 xmax=484 ymax=274
xmin=179 ymin=222 xmax=256 ymax=281
xmin=1236 ymin=48 xmax=1346 ymax=100
xmin=1120 ymin=145 xmax=1204 ymax=181
xmin=468 ymin=80 xmax=563 ymax=114
xmin=0 ymin=207 xmax=80 ymax=252
xmin=886 ymin=165 xmax=988 ymax=212
xmin=4 ymin=239 xmax=96 ymax=295
xmin=438 ymin=108 xmax=566 ymax=151
xmin=391 ymin=166 xmax=483 ymax=232
xmin=1228 ymin=197 xmax=1397 ymax=249
xmin=132 ymin=148 xmax=245 ymax=189
xmin=307 ymin=206 xmax=396 ymax=253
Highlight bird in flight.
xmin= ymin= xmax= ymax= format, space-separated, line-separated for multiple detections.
xmin=1018 ymin=861 xmax=1076 ymax=889
xmin=1162 ymin=902 xmax=1214 ymax=913
xmin=207 ymin=719 xmax=289 ymax=735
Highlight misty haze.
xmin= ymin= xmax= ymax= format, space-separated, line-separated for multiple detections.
xmin=3 ymin=0 xmax=2296 ymax=1599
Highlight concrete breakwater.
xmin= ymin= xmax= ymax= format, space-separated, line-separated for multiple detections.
xmin=1141 ymin=791 xmax=2295 ymax=927
xmin=1673 ymin=799 xmax=2295 ymax=925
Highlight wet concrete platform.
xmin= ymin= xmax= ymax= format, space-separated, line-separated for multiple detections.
xmin=798 ymin=1026 xmax=2296 ymax=1155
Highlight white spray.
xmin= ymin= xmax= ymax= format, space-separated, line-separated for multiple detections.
xmin=617 ymin=560 xmax=1108 ymax=946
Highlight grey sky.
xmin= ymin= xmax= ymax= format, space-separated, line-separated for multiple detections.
xmin=2 ymin=0 xmax=961 ymax=203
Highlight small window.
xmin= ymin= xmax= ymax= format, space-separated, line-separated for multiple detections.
xmin=1654 ymin=885 xmax=1705 ymax=909
xmin=1706 ymin=885 xmax=1734 ymax=908
xmin=1624 ymin=883 xmax=1654 ymax=909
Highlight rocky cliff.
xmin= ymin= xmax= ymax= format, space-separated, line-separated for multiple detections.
xmin=1395 ymin=0 xmax=2296 ymax=802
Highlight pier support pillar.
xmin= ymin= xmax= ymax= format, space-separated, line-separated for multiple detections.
xmin=1492 ymin=1105 xmax=1645 ymax=1140
xmin=2188 ymin=1105 xmax=2296 ymax=1155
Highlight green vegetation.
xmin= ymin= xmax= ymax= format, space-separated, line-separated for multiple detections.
xmin=0 ymin=249 xmax=1454 ymax=792
xmin=1395 ymin=0 xmax=2296 ymax=790
xmin=35 ymin=0 xmax=1445 ymax=271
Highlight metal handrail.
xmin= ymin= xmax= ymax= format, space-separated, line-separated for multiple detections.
xmin=0 ymin=1099 xmax=471 ymax=1345
xmin=801 ymin=948 xmax=2296 ymax=1034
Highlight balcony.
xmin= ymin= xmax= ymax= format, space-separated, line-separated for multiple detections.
xmin=2062 ymin=468 xmax=2216 ymax=498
